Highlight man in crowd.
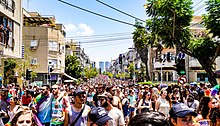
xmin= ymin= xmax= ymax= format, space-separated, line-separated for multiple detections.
xmin=68 ymin=87 xmax=91 ymax=126
xmin=99 ymin=92 xmax=125 ymax=126
xmin=128 ymin=111 xmax=170 ymax=126
xmin=35 ymin=84 xmax=52 ymax=126
xmin=93 ymin=84 xmax=104 ymax=107
xmin=88 ymin=107 xmax=112 ymax=126
xmin=169 ymin=103 xmax=198 ymax=126
xmin=50 ymin=84 xmax=68 ymax=126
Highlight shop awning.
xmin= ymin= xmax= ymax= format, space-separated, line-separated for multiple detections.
xmin=62 ymin=73 xmax=77 ymax=81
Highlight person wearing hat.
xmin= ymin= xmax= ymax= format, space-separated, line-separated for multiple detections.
xmin=68 ymin=87 xmax=91 ymax=126
xmin=169 ymin=103 xmax=198 ymax=126
xmin=88 ymin=107 xmax=112 ymax=126
xmin=93 ymin=84 xmax=104 ymax=107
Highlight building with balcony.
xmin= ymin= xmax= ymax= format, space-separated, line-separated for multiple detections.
xmin=65 ymin=40 xmax=90 ymax=71
xmin=22 ymin=10 xmax=66 ymax=85
xmin=0 ymin=0 xmax=23 ymax=84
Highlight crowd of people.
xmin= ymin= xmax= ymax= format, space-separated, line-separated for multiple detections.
xmin=0 ymin=78 xmax=220 ymax=126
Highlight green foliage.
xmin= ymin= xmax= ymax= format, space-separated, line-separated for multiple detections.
xmin=128 ymin=63 xmax=135 ymax=78
xmin=65 ymin=55 xmax=82 ymax=78
xmin=84 ymin=66 xmax=98 ymax=79
xmin=138 ymin=81 xmax=153 ymax=85
xmin=145 ymin=0 xmax=193 ymax=48
xmin=104 ymin=72 xmax=114 ymax=79
xmin=188 ymin=37 xmax=218 ymax=62
xmin=4 ymin=59 xmax=17 ymax=84
xmin=203 ymin=0 xmax=220 ymax=37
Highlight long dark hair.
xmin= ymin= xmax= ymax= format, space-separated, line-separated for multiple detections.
xmin=142 ymin=91 xmax=151 ymax=101
xmin=199 ymin=96 xmax=211 ymax=119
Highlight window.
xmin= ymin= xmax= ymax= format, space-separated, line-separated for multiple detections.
xmin=49 ymin=41 xmax=58 ymax=51
xmin=31 ymin=58 xmax=37 ymax=65
xmin=30 ymin=40 xmax=38 ymax=47
xmin=48 ymin=59 xmax=57 ymax=67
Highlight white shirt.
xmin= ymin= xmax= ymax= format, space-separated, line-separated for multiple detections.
xmin=107 ymin=107 xmax=125 ymax=126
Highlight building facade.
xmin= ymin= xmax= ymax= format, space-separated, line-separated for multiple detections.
xmin=0 ymin=0 xmax=23 ymax=84
xmin=22 ymin=11 xmax=66 ymax=85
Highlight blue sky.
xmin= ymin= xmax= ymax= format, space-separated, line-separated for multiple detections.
xmin=23 ymin=0 xmax=205 ymax=66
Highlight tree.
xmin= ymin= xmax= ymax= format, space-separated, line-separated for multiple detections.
xmin=84 ymin=66 xmax=98 ymax=79
xmin=4 ymin=59 xmax=17 ymax=84
xmin=127 ymin=62 xmax=135 ymax=79
xmin=65 ymin=55 xmax=82 ymax=79
xmin=136 ymin=0 xmax=220 ymax=86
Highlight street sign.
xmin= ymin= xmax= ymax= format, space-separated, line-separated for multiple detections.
xmin=178 ymin=76 xmax=187 ymax=84
xmin=178 ymin=52 xmax=185 ymax=59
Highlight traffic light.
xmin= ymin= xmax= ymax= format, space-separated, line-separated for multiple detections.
xmin=26 ymin=69 xmax=32 ymax=80
xmin=119 ymin=54 xmax=122 ymax=64
xmin=176 ymin=58 xmax=186 ymax=75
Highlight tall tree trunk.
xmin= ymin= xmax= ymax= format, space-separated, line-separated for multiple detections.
xmin=198 ymin=59 xmax=218 ymax=86
xmin=135 ymin=45 xmax=150 ymax=81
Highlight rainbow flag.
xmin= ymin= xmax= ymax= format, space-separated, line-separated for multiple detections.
xmin=35 ymin=94 xmax=48 ymax=111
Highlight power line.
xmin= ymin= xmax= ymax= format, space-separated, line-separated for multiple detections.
xmin=84 ymin=41 xmax=130 ymax=48
xmin=66 ymin=31 xmax=132 ymax=38
xmin=71 ymin=35 xmax=132 ymax=41
xmin=193 ymin=4 xmax=205 ymax=13
xmin=22 ymin=36 xmax=132 ymax=45
xmin=58 ymin=0 xmax=137 ymax=27
xmin=193 ymin=0 xmax=203 ymax=9
xmin=96 ymin=0 xmax=146 ymax=23
xmin=80 ymin=36 xmax=132 ymax=44
xmin=66 ymin=33 xmax=132 ymax=40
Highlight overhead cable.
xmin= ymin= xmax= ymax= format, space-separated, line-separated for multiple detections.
xmin=96 ymin=0 xmax=146 ymax=23
xmin=58 ymin=0 xmax=137 ymax=27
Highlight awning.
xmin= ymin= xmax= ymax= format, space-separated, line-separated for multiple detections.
xmin=62 ymin=73 xmax=77 ymax=81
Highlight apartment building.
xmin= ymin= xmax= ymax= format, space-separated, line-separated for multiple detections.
xmin=0 ymin=0 xmax=23 ymax=84
xmin=65 ymin=40 xmax=90 ymax=70
xmin=22 ymin=10 xmax=66 ymax=85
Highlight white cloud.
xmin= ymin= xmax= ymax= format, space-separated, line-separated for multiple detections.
xmin=64 ymin=23 xmax=94 ymax=37
xmin=78 ymin=23 xmax=94 ymax=36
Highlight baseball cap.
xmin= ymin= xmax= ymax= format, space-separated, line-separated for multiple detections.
xmin=89 ymin=107 xmax=112 ymax=125
xmin=74 ymin=87 xmax=86 ymax=96
xmin=171 ymin=103 xmax=198 ymax=117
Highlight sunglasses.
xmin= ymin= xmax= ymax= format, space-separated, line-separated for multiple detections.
xmin=52 ymin=88 xmax=58 ymax=90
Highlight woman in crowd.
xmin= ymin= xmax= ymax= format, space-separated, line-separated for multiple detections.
xmin=86 ymin=86 xmax=95 ymax=108
xmin=6 ymin=106 xmax=40 ymax=126
xmin=6 ymin=97 xmax=20 ymax=122
xmin=196 ymin=95 xmax=220 ymax=126
xmin=137 ymin=91 xmax=152 ymax=113
xmin=21 ymin=90 xmax=32 ymax=106
xmin=155 ymin=88 xmax=171 ymax=117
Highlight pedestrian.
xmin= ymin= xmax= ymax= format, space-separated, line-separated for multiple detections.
xmin=35 ymin=85 xmax=52 ymax=126
xmin=98 ymin=92 xmax=125 ymax=126
xmin=169 ymin=103 xmax=198 ymax=126
xmin=50 ymin=84 xmax=68 ymax=126
xmin=68 ymin=87 xmax=91 ymax=126
xmin=88 ymin=107 xmax=112 ymax=126
xmin=128 ymin=111 xmax=170 ymax=126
